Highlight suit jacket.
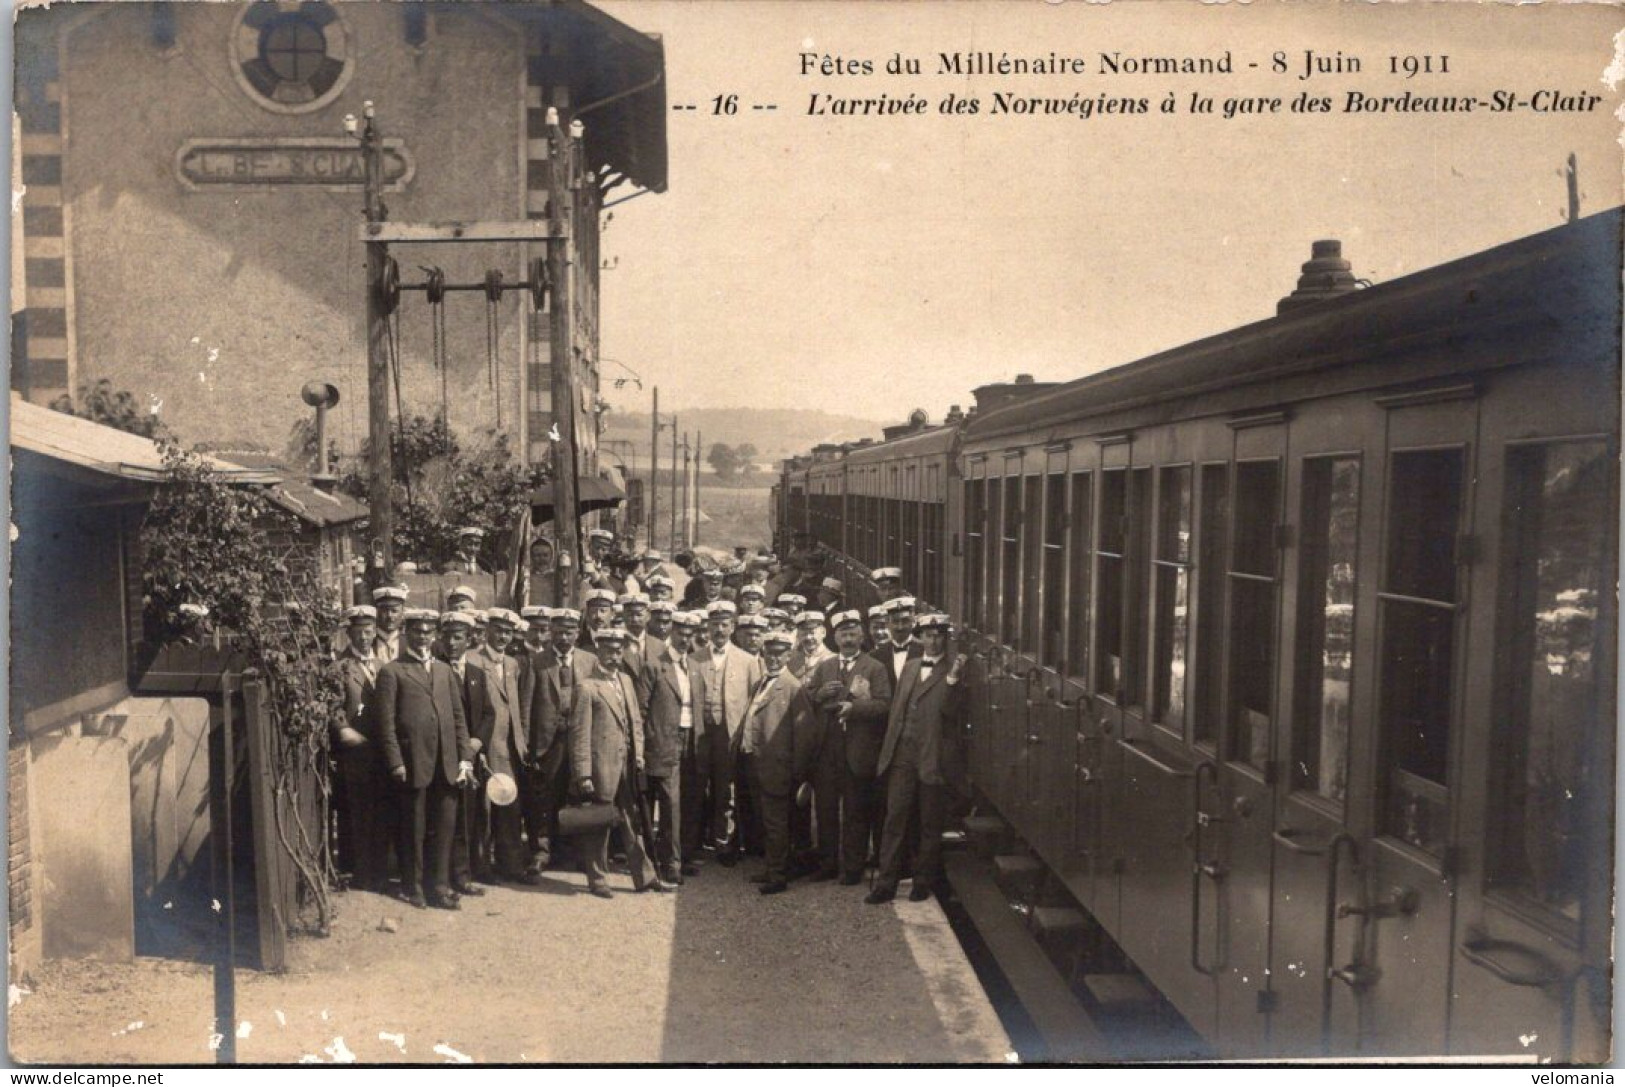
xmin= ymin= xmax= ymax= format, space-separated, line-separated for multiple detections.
xmin=624 ymin=632 xmax=667 ymax=707
xmin=875 ymin=654 xmax=980 ymax=784
xmin=336 ymin=646 xmax=381 ymax=745
xmin=447 ymin=655 xmax=495 ymax=755
xmin=871 ymin=640 xmax=923 ymax=689
xmin=376 ymin=655 xmax=472 ymax=788
xmin=691 ymin=641 xmax=763 ymax=750
xmin=467 ymin=644 xmax=527 ymax=775
xmin=643 ymin=648 xmax=706 ymax=779
xmin=806 ymin=652 xmax=894 ymax=777
xmin=569 ymin=663 xmax=644 ymax=800
xmin=530 ymin=644 xmax=597 ymax=762
xmin=742 ymin=669 xmax=817 ymax=796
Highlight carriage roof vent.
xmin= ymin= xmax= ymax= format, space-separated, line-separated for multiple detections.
xmin=1278 ymin=240 xmax=1359 ymax=314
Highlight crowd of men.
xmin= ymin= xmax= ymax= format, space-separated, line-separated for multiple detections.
xmin=332 ymin=535 xmax=983 ymax=909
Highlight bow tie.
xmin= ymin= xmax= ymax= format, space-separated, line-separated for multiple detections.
xmin=921 ymin=658 xmax=941 ymax=670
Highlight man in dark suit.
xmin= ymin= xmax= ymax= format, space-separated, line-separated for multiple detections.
xmin=872 ymin=596 xmax=922 ymax=687
xmin=376 ymin=609 xmax=473 ymax=910
xmin=579 ymin=588 xmax=616 ymax=649
xmin=569 ymin=629 xmax=673 ymax=899
xmin=620 ymin=592 xmax=667 ymax=705
xmin=441 ymin=526 xmax=491 ymax=576
xmin=468 ymin=608 xmax=533 ymax=883
xmin=529 ymin=607 xmax=594 ymax=871
xmin=806 ymin=609 xmax=894 ymax=885
xmin=867 ymin=615 xmax=978 ymax=905
xmin=741 ymin=632 xmax=818 ymax=895
xmin=334 ymin=605 xmax=391 ymax=892
xmin=642 ymin=610 xmax=705 ymax=884
xmin=516 ymin=605 xmax=552 ymax=867
xmin=437 ymin=610 xmax=494 ymax=895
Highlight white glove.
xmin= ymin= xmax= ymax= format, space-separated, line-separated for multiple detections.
xmin=456 ymin=760 xmax=474 ymax=785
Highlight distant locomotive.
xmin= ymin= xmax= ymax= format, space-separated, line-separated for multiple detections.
xmin=776 ymin=211 xmax=1620 ymax=1061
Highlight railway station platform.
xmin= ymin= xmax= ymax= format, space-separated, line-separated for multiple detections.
xmin=9 ymin=856 xmax=1014 ymax=1064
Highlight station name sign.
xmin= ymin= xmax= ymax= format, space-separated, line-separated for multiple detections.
xmin=176 ymin=138 xmax=414 ymax=191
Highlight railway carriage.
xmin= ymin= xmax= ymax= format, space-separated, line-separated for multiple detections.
xmin=778 ymin=209 xmax=1620 ymax=1061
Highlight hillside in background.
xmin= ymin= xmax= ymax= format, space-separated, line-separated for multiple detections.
xmin=602 ymin=406 xmax=890 ymax=465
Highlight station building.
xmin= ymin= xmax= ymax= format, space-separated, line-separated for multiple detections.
xmin=13 ymin=0 xmax=668 ymax=468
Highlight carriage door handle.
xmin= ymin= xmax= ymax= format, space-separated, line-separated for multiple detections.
xmin=1190 ymin=761 xmax=1224 ymax=975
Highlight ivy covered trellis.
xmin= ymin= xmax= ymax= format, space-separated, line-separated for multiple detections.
xmin=140 ymin=438 xmax=344 ymax=936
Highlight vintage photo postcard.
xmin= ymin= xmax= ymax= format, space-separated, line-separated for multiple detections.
xmin=5 ymin=0 xmax=1621 ymax=1068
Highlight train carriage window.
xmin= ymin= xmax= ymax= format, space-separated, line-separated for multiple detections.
xmin=1001 ymin=475 xmax=1022 ymax=648
xmin=1124 ymin=468 xmax=1152 ymax=708
xmin=1193 ymin=464 xmax=1229 ymax=749
xmin=1293 ymin=457 xmax=1360 ymax=804
xmin=1096 ymin=470 xmax=1126 ymax=694
xmin=1023 ymin=475 xmax=1044 ymax=655
xmin=966 ymin=479 xmax=986 ymax=631
xmin=1043 ymin=472 xmax=1068 ymax=671
xmin=1377 ymin=448 xmax=1464 ymax=855
xmin=1068 ymin=472 xmax=1094 ymax=682
xmin=987 ymin=478 xmax=1005 ymax=635
xmin=1153 ymin=466 xmax=1193 ymax=735
xmin=1488 ymin=440 xmax=1611 ymax=928
xmin=1226 ymin=461 xmax=1280 ymax=771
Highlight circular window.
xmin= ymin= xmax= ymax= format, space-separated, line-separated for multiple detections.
xmin=232 ymin=2 xmax=353 ymax=114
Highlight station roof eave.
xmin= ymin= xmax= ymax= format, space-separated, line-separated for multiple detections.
xmin=515 ymin=1 xmax=669 ymax=194
xmin=9 ymin=394 xmax=280 ymax=487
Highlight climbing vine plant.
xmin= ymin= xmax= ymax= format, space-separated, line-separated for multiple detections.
xmin=140 ymin=438 xmax=342 ymax=936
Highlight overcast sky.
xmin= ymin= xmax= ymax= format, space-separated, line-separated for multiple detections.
xmin=595 ymin=1 xmax=1622 ymax=425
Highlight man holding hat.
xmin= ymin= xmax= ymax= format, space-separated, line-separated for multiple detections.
xmin=569 ymin=629 xmax=671 ymax=898
xmin=867 ymin=615 xmax=980 ymax=905
xmin=372 ymin=584 xmax=408 ymax=663
xmin=642 ymin=609 xmax=706 ymax=883
xmin=443 ymin=527 xmax=490 ymax=576
xmin=376 ymin=609 xmax=474 ymax=910
xmin=437 ymin=610 xmax=496 ymax=894
xmin=806 ymin=609 xmax=894 ymax=884
xmin=695 ymin=600 xmax=763 ymax=865
xmin=741 ymin=631 xmax=818 ymax=895
xmin=334 ymin=605 xmax=392 ymax=892
xmin=469 ymin=608 xmax=533 ymax=883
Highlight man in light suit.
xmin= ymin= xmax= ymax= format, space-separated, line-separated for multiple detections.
xmin=334 ymin=605 xmax=391 ymax=892
xmin=468 ymin=608 xmax=533 ymax=883
xmin=742 ymin=631 xmax=818 ymax=895
xmin=529 ymin=607 xmax=594 ymax=871
xmin=867 ymin=614 xmax=978 ymax=905
xmin=805 ymin=609 xmax=894 ymax=885
xmin=376 ymin=609 xmax=473 ymax=910
xmin=694 ymin=600 xmax=763 ymax=865
xmin=642 ymin=611 xmax=706 ymax=884
xmin=569 ymin=629 xmax=673 ymax=899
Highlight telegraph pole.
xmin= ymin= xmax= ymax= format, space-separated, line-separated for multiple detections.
xmin=359 ymin=103 xmax=394 ymax=582
xmin=669 ymin=417 xmax=678 ymax=552
xmin=648 ymin=386 xmax=659 ymax=550
xmin=679 ymin=434 xmax=690 ymax=548
xmin=694 ymin=428 xmax=703 ymax=547
xmin=547 ymin=111 xmax=583 ymax=608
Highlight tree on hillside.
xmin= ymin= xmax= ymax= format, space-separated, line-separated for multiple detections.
xmin=707 ymin=442 xmax=761 ymax=482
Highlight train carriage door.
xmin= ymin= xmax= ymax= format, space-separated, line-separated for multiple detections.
xmin=1091 ymin=435 xmax=1135 ymax=913
xmin=1065 ymin=453 xmax=1105 ymax=919
xmin=1269 ymin=402 xmax=1375 ymax=1057
xmin=1450 ymin=364 xmax=1616 ymax=1063
xmin=1212 ymin=415 xmax=1287 ymax=1058
xmin=986 ymin=459 xmax=1028 ymax=822
xmin=1024 ymin=446 xmax=1075 ymax=871
xmin=1356 ymin=392 xmax=1479 ymax=1057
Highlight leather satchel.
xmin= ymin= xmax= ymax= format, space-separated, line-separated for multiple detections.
xmin=557 ymin=800 xmax=617 ymax=836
